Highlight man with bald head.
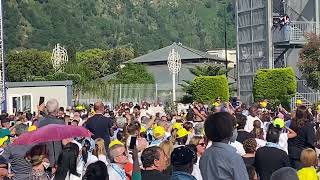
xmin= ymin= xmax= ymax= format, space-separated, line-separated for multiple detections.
xmin=85 ymin=100 xmax=113 ymax=149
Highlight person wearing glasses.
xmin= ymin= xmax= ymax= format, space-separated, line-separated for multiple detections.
xmin=188 ymin=136 xmax=206 ymax=180
xmin=107 ymin=144 xmax=128 ymax=180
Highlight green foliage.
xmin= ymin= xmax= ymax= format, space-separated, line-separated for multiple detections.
xmin=109 ymin=63 xmax=155 ymax=84
xmin=298 ymin=34 xmax=320 ymax=90
xmin=4 ymin=0 xmax=235 ymax=54
xmin=179 ymin=64 xmax=234 ymax=103
xmin=188 ymin=64 xmax=227 ymax=76
xmin=7 ymin=49 xmax=53 ymax=82
xmin=253 ymin=68 xmax=297 ymax=108
xmin=192 ymin=75 xmax=229 ymax=102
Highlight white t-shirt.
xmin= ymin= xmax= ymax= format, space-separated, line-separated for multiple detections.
xmin=98 ymin=154 xmax=109 ymax=166
xmin=230 ymin=141 xmax=246 ymax=156
xmin=255 ymin=138 xmax=266 ymax=149
xmin=278 ymin=133 xmax=288 ymax=154
xmin=107 ymin=164 xmax=126 ymax=180
xmin=192 ymin=157 xmax=203 ymax=180
xmin=244 ymin=115 xmax=263 ymax=132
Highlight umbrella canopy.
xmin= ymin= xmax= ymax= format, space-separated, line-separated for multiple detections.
xmin=13 ymin=124 xmax=92 ymax=145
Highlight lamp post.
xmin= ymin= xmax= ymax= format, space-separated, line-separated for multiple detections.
xmin=167 ymin=48 xmax=181 ymax=103
xmin=224 ymin=3 xmax=228 ymax=77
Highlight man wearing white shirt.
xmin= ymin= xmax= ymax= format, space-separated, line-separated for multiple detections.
xmin=107 ymin=144 xmax=128 ymax=180
xmin=244 ymin=106 xmax=263 ymax=132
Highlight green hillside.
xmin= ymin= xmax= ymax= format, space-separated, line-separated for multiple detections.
xmin=4 ymin=0 xmax=235 ymax=55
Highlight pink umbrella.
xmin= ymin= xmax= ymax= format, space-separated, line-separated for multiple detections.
xmin=13 ymin=124 xmax=93 ymax=145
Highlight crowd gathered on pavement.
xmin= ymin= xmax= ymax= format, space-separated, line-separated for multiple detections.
xmin=0 ymin=97 xmax=319 ymax=180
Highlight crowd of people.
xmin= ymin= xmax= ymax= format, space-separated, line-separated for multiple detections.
xmin=0 ymin=97 xmax=319 ymax=180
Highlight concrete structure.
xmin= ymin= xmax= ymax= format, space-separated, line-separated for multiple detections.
xmin=236 ymin=0 xmax=320 ymax=104
xmin=5 ymin=81 xmax=72 ymax=114
xmin=235 ymin=0 xmax=273 ymax=104
xmin=207 ymin=49 xmax=236 ymax=67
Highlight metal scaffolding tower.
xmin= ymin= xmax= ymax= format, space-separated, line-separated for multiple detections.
xmin=0 ymin=0 xmax=5 ymax=112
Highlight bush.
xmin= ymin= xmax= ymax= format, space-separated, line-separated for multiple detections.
xmin=253 ymin=68 xmax=297 ymax=108
xmin=192 ymin=75 xmax=229 ymax=103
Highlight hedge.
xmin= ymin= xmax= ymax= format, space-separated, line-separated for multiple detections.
xmin=253 ymin=67 xmax=297 ymax=107
xmin=192 ymin=75 xmax=229 ymax=102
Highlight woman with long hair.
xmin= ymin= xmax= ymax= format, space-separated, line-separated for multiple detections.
xmin=159 ymin=140 xmax=174 ymax=175
xmin=288 ymin=105 xmax=315 ymax=169
xmin=54 ymin=142 xmax=81 ymax=180
xmin=93 ymin=138 xmax=108 ymax=166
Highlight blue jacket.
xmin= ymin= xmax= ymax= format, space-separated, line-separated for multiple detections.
xmin=170 ymin=171 xmax=197 ymax=180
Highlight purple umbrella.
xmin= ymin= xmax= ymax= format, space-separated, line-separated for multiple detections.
xmin=13 ymin=124 xmax=93 ymax=145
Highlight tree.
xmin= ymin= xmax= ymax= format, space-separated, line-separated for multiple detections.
xmin=179 ymin=64 xmax=230 ymax=103
xmin=298 ymin=33 xmax=320 ymax=90
xmin=6 ymin=49 xmax=53 ymax=82
xmin=109 ymin=63 xmax=154 ymax=84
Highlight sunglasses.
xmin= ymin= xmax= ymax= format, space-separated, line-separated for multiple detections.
xmin=198 ymin=143 xmax=206 ymax=147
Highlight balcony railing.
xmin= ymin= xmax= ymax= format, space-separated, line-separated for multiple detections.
xmin=273 ymin=21 xmax=317 ymax=44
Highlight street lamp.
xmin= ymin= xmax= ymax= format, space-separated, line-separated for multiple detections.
xmin=51 ymin=44 xmax=68 ymax=72
xmin=167 ymin=48 xmax=182 ymax=103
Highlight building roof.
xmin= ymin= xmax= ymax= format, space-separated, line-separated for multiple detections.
xmin=6 ymin=81 xmax=73 ymax=88
xmin=125 ymin=42 xmax=226 ymax=64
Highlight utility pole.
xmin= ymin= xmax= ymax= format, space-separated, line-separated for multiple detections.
xmin=0 ymin=0 xmax=6 ymax=112
xmin=224 ymin=4 xmax=228 ymax=77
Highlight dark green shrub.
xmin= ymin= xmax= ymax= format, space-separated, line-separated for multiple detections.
xmin=253 ymin=67 xmax=297 ymax=109
xmin=192 ymin=75 xmax=229 ymax=103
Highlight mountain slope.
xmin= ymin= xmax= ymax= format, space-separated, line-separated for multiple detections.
xmin=4 ymin=0 xmax=235 ymax=55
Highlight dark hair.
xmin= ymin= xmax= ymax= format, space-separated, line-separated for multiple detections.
xmin=133 ymin=105 xmax=140 ymax=110
xmin=82 ymin=140 xmax=91 ymax=164
xmin=236 ymin=113 xmax=247 ymax=129
xmin=291 ymin=105 xmax=309 ymax=130
xmin=82 ymin=161 xmax=109 ymax=180
xmin=183 ymin=122 xmax=193 ymax=131
xmin=54 ymin=143 xmax=80 ymax=180
xmin=59 ymin=107 xmax=64 ymax=112
xmin=141 ymin=146 xmax=161 ymax=168
xmin=246 ymin=165 xmax=256 ymax=180
xmin=204 ymin=112 xmax=234 ymax=142
xmin=266 ymin=125 xmax=281 ymax=143
xmin=127 ymin=121 xmax=140 ymax=135
xmin=176 ymin=136 xmax=188 ymax=145
xmin=243 ymin=138 xmax=257 ymax=153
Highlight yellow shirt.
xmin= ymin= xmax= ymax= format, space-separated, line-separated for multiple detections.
xmin=297 ymin=167 xmax=318 ymax=180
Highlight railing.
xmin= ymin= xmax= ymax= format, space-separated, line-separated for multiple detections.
xmin=291 ymin=92 xmax=320 ymax=110
xmin=273 ymin=21 xmax=317 ymax=44
xmin=297 ymin=80 xmax=315 ymax=93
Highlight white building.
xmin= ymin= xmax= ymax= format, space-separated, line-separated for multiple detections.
xmin=207 ymin=49 xmax=236 ymax=67
xmin=5 ymin=81 xmax=72 ymax=115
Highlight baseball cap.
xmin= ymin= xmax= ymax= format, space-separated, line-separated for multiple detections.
xmin=273 ymin=118 xmax=285 ymax=129
xmin=109 ymin=139 xmax=124 ymax=148
xmin=171 ymin=146 xmax=196 ymax=166
xmin=153 ymin=126 xmax=165 ymax=139
xmin=176 ymin=128 xmax=189 ymax=138
xmin=172 ymin=123 xmax=183 ymax=130
xmin=296 ymin=99 xmax=303 ymax=106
